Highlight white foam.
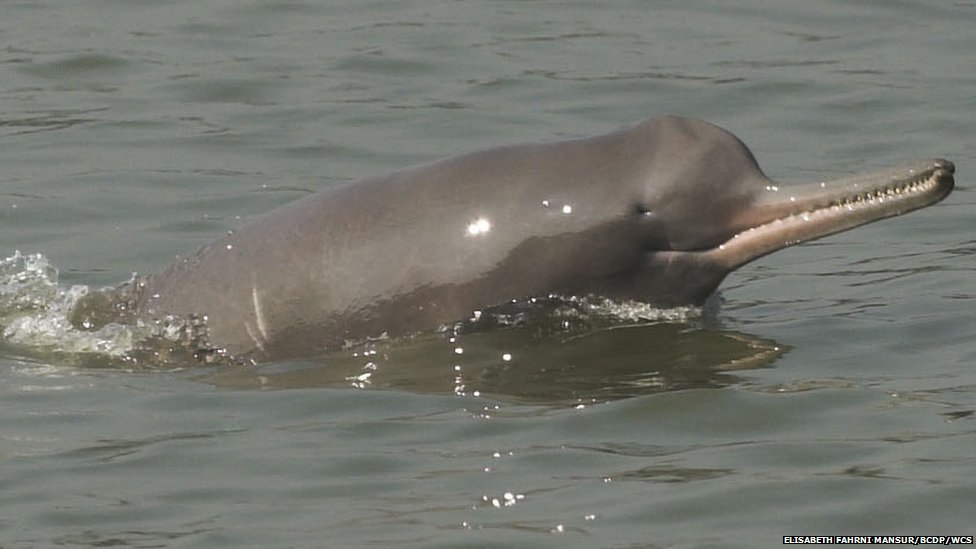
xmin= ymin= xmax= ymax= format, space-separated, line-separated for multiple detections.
xmin=0 ymin=251 xmax=147 ymax=359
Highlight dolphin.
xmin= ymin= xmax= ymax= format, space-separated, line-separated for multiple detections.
xmin=70 ymin=116 xmax=954 ymax=361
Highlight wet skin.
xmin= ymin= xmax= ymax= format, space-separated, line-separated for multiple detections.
xmin=71 ymin=116 xmax=955 ymax=361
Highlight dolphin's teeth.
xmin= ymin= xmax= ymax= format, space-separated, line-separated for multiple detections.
xmin=754 ymin=170 xmax=943 ymax=238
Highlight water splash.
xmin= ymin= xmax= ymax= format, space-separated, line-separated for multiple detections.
xmin=0 ymin=251 xmax=60 ymax=312
xmin=455 ymin=294 xmax=701 ymax=338
xmin=0 ymin=251 xmax=227 ymax=368
xmin=0 ymin=251 xmax=146 ymax=359
xmin=572 ymin=295 xmax=700 ymax=323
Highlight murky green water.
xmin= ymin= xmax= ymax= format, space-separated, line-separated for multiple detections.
xmin=1 ymin=1 xmax=974 ymax=547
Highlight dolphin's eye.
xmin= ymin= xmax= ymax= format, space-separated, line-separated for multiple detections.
xmin=631 ymin=204 xmax=673 ymax=250
xmin=631 ymin=203 xmax=653 ymax=216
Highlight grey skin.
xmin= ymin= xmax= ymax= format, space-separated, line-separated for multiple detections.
xmin=71 ymin=116 xmax=955 ymax=361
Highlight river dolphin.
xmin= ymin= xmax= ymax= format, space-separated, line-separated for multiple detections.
xmin=70 ymin=116 xmax=954 ymax=361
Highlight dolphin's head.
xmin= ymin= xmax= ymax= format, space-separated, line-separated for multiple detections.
xmin=605 ymin=117 xmax=955 ymax=306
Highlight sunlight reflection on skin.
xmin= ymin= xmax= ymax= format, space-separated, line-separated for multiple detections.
xmin=466 ymin=217 xmax=492 ymax=236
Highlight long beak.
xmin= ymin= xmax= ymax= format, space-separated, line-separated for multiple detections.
xmin=709 ymin=159 xmax=955 ymax=270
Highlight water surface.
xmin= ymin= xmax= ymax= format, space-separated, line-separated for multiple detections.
xmin=1 ymin=1 xmax=974 ymax=547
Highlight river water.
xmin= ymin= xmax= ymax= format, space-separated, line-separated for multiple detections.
xmin=1 ymin=1 xmax=974 ymax=547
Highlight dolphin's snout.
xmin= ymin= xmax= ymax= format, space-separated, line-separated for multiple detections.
xmin=932 ymin=158 xmax=954 ymax=174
